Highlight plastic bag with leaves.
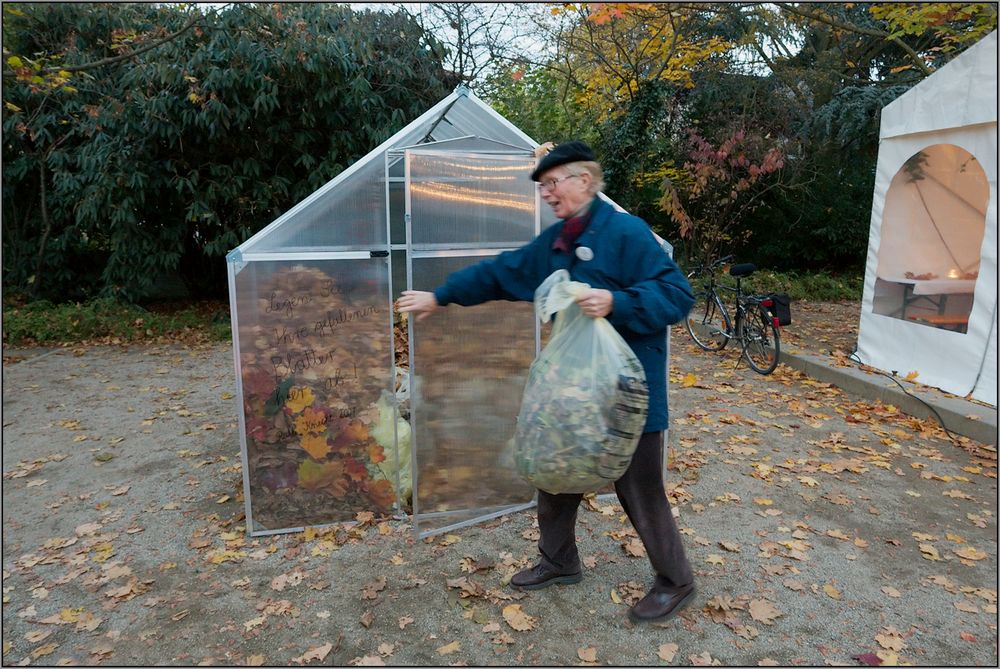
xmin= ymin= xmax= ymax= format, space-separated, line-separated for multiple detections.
xmin=514 ymin=270 xmax=649 ymax=494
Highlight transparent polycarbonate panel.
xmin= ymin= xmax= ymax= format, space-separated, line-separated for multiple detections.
xmin=396 ymin=136 xmax=529 ymax=153
xmin=244 ymin=156 xmax=387 ymax=253
xmin=410 ymin=256 xmax=536 ymax=536
xmin=388 ymin=94 xmax=534 ymax=149
xmin=231 ymin=258 xmax=395 ymax=534
xmin=408 ymin=152 xmax=536 ymax=247
xmin=433 ymin=95 xmax=534 ymax=148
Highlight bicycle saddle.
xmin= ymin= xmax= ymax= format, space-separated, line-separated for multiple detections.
xmin=729 ymin=263 xmax=756 ymax=278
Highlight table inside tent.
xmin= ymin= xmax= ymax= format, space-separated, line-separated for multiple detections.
xmin=878 ymin=274 xmax=977 ymax=320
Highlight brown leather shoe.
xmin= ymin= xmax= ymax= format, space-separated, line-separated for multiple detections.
xmin=510 ymin=563 xmax=583 ymax=590
xmin=628 ymin=583 xmax=696 ymax=622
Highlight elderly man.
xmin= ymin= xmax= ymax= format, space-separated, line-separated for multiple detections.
xmin=396 ymin=141 xmax=696 ymax=622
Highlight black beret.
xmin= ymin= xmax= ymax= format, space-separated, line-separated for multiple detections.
xmin=530 ymin=140 xmax=596 ymax=181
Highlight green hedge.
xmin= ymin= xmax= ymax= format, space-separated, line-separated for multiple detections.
xmin=2 ymin=298 xmax=230 ymax=345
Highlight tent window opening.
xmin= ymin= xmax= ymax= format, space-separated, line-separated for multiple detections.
xmin=872 ymin=144 xmax=988 ymax=334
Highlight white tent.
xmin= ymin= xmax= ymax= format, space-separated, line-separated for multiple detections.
xmin=857 ymin=31 xmax=997 ymax=405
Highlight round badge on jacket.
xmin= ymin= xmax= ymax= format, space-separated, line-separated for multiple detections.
xmin=575 ymin=246 xmax=594 ymax=262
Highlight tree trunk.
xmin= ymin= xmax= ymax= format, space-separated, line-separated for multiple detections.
xmin=31 ymin=161 xmax=52 ymax=299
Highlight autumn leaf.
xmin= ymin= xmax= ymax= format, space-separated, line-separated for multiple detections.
xmin=623 ymin=538 xmax=646 ymax=557
xmin=852 ymin=652 xmax=883 ymax=666
xmin=748 ymin=599 xmax=782 ymax=625
xmin=689 ymin=651 xmax=721 ymax=666
xmin=658 ymin=643 xmax=679 ymax=662
xmin=753 ymin=497 xmax=773 ymax=506
xmin=246 ymin=656 xmax=265 ymax=666
xmin=361 ymin=577 xmax=386 ymax=600
xmin=718 ymin=540 xmax=741 ymax=552
xmin=954 ymin=600 xmax=979 ymax=613
xmin=25 ymin=630 xmax=51 ymax=643
xmin=75 ymin=522 xmax=102 ymax=536
xmin=244 ymin=615 xmax=266 ymax=631
xmin=350 ymin=657 xmax=386 ymax=666
xmin=823 ymin=583 xmax=842 ymax=600
xmin=502 ymin=604 xmax=537 ymax=631
xmin=285 ymin=386 xmax=315 ymax=413
xmin=875 ymin=631 xmax=905 ymax=651
xmin=881 ymin=586 xmax=902 ymax=598
xmin=31 ymin=643 xmax=58 ymax=659
xmin=953 ymin=546 xmax=987 ymax=561
xmin=682 ymin=372 xmax=697 ymax=387
xmin=904 ymin=370 xmax=919 ymax=382
xmin=876 ymin=650 xmax=900 ymax=665
xmin=577 ymin=646 xmax=598 ymax=663
xmin=705 ymin=554 xmax=725 ymax=565
xmin=918 ymin=544 xmax=942 ymax=561
xmin=292 ymin=642 xmax=333 ymax=664
xmin=436 ymin=641 xmax=460 ymax=655
xmin=271 ymin=571 xmax=304 ymax=591
xmin=398 ymin=615 xmax=414 ymax=629
xmin=299 ymin=433 xmax=331 ymax=460
xmin=343 ymin=418 xmax=372 ymax=441
xmin=294 ymin=407 xmax=327 ymax=436
xmin=297 ymin=459 xmax=345 ymax=492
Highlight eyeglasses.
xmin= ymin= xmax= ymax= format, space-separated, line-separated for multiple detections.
xmin=537 ymin=174 xmax=581 ymax=192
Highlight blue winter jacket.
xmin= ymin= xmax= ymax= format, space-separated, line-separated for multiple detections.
xmin=433 ymin=196 xmax=694 ymax=432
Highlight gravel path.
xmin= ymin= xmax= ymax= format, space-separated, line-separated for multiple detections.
xmin=2 ymin=305 xmax=996 ymax=666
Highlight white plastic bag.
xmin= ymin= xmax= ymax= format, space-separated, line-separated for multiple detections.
xmin=514 ymin=270 xmax=649 ymax=494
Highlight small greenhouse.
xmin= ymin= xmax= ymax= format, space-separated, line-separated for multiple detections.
xmin=227 ymin=86 xmax=673 ymax=537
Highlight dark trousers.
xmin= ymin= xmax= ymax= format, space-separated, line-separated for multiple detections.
xmin=536 ymin=431 xmax=694 ymax=589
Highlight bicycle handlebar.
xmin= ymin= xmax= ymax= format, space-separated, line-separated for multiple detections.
xmin=688 ymin=254 xmax=735 ymax=277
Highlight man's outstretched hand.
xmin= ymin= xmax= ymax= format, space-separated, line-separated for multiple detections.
xmin=396 ymin=290 xmax=439 ymax=321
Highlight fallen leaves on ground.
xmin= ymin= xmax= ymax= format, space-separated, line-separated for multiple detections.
xmin=291 ymin=642 xmax=333 ymax=665
xmin=502 ymin=604 xmax=537 ymax=631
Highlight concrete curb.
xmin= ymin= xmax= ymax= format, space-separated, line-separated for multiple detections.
xmin=779 ymin=348 xmax=997 ymax=445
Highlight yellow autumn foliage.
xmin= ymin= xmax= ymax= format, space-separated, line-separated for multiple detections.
xmin=555 ymin=4 xmax=730 ymax=122
xmin=285 ymin=386 xmax=315 ymax=413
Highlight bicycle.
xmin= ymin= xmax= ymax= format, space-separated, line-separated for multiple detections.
xmin=683 ymin=255 xmax=782 ymax=375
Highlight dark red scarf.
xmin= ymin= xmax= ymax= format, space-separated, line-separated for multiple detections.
xmin=552 ymin=211 xmax=591 ymax=253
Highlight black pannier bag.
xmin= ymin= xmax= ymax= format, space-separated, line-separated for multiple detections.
xmin=768 ymin=293 xmax=792 ymax=326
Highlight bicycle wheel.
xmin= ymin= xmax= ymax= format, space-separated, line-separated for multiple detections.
xmin=741 ymin=305 xmax=780 ymax=374
xmin=685 ymin=290 xmax=731 ymax=351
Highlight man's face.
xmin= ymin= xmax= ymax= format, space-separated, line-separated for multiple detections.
xmin=537 ymin=167 xmax=591 ymax=220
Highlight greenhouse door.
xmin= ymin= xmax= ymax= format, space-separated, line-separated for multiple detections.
xmin=404 ymin=148 xmax=539 ymax=537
